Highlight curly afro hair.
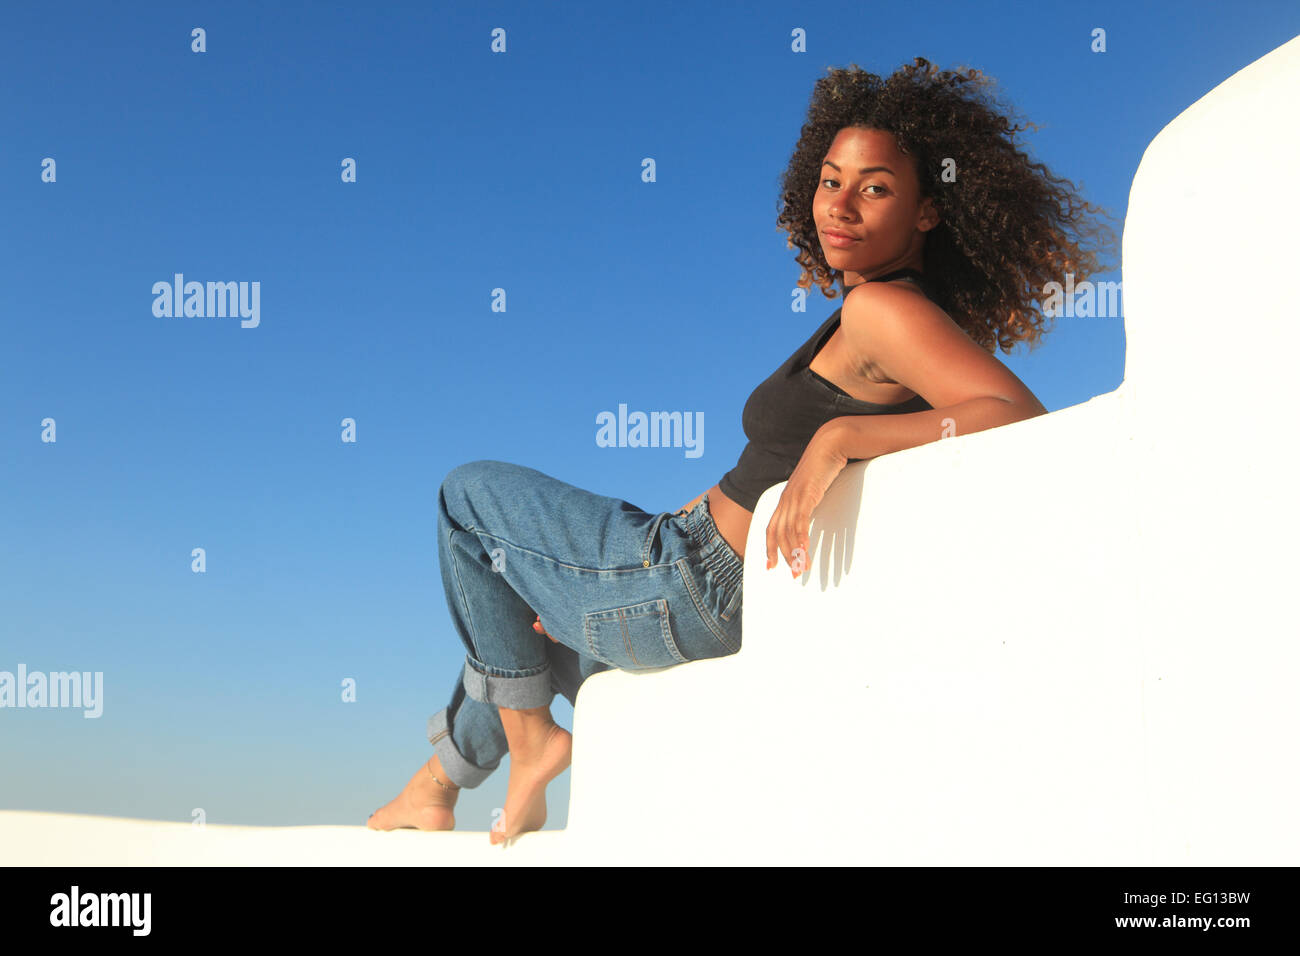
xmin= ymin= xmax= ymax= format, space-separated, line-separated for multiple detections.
xmin=778 ymin=57 xmax=1120 ymax=354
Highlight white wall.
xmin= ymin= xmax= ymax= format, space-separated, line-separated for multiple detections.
xmin=567 ymin=32 xmax=1300 ymax=866
xmin=4 ymin=34 xmax=1297 ymax=866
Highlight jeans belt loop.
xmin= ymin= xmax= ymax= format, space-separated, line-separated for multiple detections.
xmin=641 ymin=510 xmax=672 ymax=567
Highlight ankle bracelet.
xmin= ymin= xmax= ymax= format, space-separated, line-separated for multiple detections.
xmin=427 ymin=758 xmax=460 ymax=791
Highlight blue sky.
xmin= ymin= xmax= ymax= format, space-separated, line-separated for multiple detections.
xmin=2 ymin=0 xmax=1296 ymax=832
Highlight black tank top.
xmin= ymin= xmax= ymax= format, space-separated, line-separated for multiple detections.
xmin=717 ymin=268 xmax=933 ymax=512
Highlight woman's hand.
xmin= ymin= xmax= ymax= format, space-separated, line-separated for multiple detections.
xmin=765 ymin=423 xmax=849 ymax=577
xmin=533 ymin=615 xmax=558 ymax=643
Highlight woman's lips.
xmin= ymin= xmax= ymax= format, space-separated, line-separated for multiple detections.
xmin=822 ymin=231 xmax=859 ymax=248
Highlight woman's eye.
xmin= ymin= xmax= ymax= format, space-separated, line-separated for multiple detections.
xmin=821 ymin=178 xmax=885 ymax=195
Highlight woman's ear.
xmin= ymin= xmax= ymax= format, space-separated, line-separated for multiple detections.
xmin=918 ymin=196 xmax=941 ymax=232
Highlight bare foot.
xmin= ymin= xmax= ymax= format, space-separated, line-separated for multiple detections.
xmin=367 ymin=756 xmax=459 ymax=831
xmin=490 ymin=722 xmax=572 ymax=846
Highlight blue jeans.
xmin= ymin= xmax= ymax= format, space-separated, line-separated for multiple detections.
xmin=426 ymin=459 xmax=744 ymax=788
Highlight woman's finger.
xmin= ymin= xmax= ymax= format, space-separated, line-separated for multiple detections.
xmin=765 ymin=505 xmax=783 ymax=570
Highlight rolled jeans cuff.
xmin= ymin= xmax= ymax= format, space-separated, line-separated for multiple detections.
xmin=461 ymin=656 xmax=554 ymax=710
xmin=426 ymin=709 xmax=495 ymax=789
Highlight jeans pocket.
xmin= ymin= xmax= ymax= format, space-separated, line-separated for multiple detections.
xmin=583 ymin=598 xmax=689 ymax=670
xmin=673 ymin=559 xmax=741 ymax=657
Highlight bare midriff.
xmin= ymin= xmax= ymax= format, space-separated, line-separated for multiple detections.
xmin=678 ymin=484 xmax=751 ymax=560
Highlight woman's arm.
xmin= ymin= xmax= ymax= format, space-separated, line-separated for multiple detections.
xmin=765 ymin=283 xmax=1048 ymax=573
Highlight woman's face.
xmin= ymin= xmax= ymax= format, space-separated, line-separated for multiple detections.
xmin=812 ymin=126 xmax=938 ymax=285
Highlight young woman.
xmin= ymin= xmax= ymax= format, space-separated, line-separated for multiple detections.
xmin=367 ymin=57 xmax=1117 ymax=844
